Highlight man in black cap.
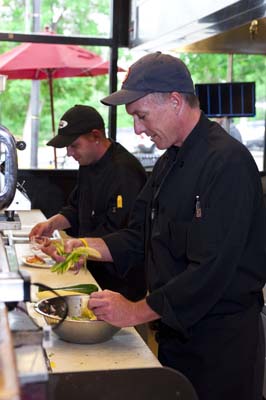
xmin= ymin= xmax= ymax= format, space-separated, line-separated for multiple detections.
xmin=44 ymin=54 xmax=266 ymax=400
xmin=29 ymin=104 xmax=147 ymax=302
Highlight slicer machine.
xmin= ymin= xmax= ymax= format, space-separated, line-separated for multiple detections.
xmin=0 ymin=125 xmax=31 ymax=303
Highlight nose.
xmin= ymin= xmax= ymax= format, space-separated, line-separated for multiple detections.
xmin=134 ymin=119 xmax=145 ymax=136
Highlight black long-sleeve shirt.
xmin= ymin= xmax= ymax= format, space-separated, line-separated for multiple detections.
xmin=60 ymin=140 xmax=147 ymax=301
xmin=104 ymin=114 xmax=266 ymax=336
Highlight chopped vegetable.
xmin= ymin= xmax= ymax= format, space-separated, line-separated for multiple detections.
xmin=69 ymin=305 xmax=97 ymax=321
xmin=80 ymin=302 xmax=97 ymax=320
xmin=50 ymin=243 xmax=101 ymax=274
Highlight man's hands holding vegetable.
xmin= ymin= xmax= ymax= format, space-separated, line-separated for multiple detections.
xmin=40 ymin=238 xmax=101 ymax=274
xmin=88 ymin=290 xmax=138 ymax=327
xmin=41 ymin=237 xmax=113 ymax=272
xmin=40 ymin=237 xmax=161 ymax=327
xmin=88 ymin=290 xmax=161 ymax=328
xmin=40 ymin=237 xmax=80 ymax=261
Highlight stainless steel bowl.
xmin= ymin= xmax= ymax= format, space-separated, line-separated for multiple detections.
xmin=35 ymin=295 xmax=120 ymax=344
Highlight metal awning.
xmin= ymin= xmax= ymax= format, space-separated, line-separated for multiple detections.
xmin=173 ymin=17 xmax=266 ymax=55
xmin=130 ymin=0 xmax=266 ymax=55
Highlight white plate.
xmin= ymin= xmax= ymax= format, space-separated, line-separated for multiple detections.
xmin=22 ymin=255 xmax=54 ymax=269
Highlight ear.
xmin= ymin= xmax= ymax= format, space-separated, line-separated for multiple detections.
xmin=90 ymin=129 xmax=103 ymax=140
xmin=170 ymin=92 xmax=182 ymax=110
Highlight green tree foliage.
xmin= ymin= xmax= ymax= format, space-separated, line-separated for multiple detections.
xmin=181 ymin=53 xmax=266 ymax=120
xmin=0 ymin=0 xmax=111 ymax=141
xmin=0 ymin=1 xmax=265 ymax=142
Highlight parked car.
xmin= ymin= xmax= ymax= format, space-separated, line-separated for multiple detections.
xmin=237 ymin=120 xmax=265 ymax=150
xmin=116 ymin=129 xmax=164 ymax=169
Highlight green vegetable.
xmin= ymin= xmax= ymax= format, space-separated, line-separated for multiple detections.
xmin=53 ymin=240 xmax=65 ymax=256
xmin=39 ymin=283 xmax=99 ymax=295
xmin=51 ymin=243 xmax=101 ymax=274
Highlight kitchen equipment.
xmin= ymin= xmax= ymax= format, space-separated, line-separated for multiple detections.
xmin=0 ymin=125 xmax=31 ymax=303
xmin=0 ymin=302 xmax=20 ymax=400
xmin=35 ymin=295 xmax=120 ymax=344
xmin=0 ymin=140 xmax=30 ymax=214
xmin=0 ymin=125 xmax=17 ymax=211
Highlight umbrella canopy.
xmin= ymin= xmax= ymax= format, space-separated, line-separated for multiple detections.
xmin=0 ymin=42 xmax=124 ymax=167
xmin=0 ymin=42 xmax=104 ymax=79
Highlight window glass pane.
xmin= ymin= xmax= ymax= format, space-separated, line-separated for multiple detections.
xmin=227 ymin=53 xmax=266 ymax=172
xmin=0 ymin=0 xmax=111 ymax=38
xmin=212 ymin=116 xmax=263 ymax=171
xmin=116 ymin=49 xmax=165 ymax=170
xmin=236 ymin=118 xmax=264 ymax=172
xmin=180 ymin=53 xmax=265 ymax=172
xmin=0 ymin=42 xmax=112 ymax=169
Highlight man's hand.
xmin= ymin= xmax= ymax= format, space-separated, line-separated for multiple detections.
xmin=29 ymin=214 xmax=71 ymax=241
xmin=63 ymin=237 xmax=113 ymax=263
xmin=29 ymin=221 xmax=53 ymax=240
xmin=88 ymin=290 xmax=160 ymax=327
xmin=40 ymin=238 xmax=82 ymax=262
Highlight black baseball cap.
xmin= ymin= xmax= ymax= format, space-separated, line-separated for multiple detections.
xmin=47 ymin=105 xmax=105 ymax=148
xmin=101 ymin=52 xmax=195 ymax=106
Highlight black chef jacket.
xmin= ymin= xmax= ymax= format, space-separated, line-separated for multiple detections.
xmin=60 ymin=140 xmax=147 ymax=301
xmin=103 ymin=113 xmax=266 ymax=398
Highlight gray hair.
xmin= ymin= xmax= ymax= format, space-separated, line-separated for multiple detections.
xmin=151 ymin=92 xmax=199 ymax=108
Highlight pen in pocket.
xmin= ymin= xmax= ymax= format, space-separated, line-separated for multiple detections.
xmin=195 ymin=195 xmax=202 ymax=218
xmin=117 ymin=195 xmax=123 ymax=208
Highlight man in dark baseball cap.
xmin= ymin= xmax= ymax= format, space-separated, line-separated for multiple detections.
xmin=101 ymin=51 xmax=195 ymax=106
xmin=47 ymin=104 xmax=105 ymax=148
xmin=72 ymin=52 xmax=265 ymax=400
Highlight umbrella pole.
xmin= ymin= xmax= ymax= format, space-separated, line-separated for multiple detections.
xmin=47 ymin=70 xmax=57 ymax=168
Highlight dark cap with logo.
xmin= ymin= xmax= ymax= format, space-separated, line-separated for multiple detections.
xmin=47 ymin=105 xmax=105 ymax=148
xmin=101 ymin=52 xmax=195 ymax=106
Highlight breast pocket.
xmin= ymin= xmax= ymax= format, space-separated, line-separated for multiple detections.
xmin=187 ymin=216 xmax=220 ymax=263
xmin=168 ymin=221 xmax=190 ymax=259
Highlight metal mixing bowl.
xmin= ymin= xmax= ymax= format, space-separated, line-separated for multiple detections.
xmin=35 ymin=295 xmax=120 ymax=344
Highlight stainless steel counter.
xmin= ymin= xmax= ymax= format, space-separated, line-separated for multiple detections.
xmin=4 ymin=210 xmax=199 ymax=400
xmin=16 ymin=242 xmax=161 ymax=374
xmin=10 ymin=210 xmax=160 ymax=383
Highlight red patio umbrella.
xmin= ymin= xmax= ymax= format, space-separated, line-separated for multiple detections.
xmin=0 ymin=42 xmax=124 ymax=167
